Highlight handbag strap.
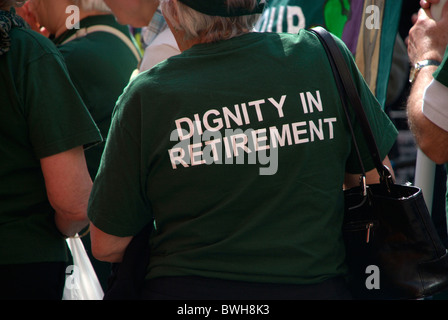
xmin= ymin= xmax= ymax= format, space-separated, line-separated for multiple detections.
xmin=62 ymin=25 xmax=142 ymax=62
xmin=309 ymin=26 xmax=393 ymax=188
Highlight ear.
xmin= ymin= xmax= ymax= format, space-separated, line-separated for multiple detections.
xmin=170 ymin=0 xmax=181 ymax=26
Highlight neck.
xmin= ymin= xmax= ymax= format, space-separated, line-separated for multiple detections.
xmin=142 ymin=2 xmax=159 ymax=27
xmin=54 ymin=10 xmax=110 ymax=38
xmin=177 ymin=35 xmax=202 ymax=52
xmin=166 ymin=20 xmax=202 ymax=52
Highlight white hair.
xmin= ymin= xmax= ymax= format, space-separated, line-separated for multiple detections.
xmin=161 ymin=0 xmax=261 ymax=43
xmin=70 ymin=0 xmax=110 ymax=12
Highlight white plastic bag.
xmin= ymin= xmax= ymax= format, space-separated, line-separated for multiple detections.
xmin=63 ymin=236 xmax=104 ymax=300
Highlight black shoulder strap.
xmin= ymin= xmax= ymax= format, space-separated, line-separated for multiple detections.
xmin=309 ymin=26 xmax=392 ymax=183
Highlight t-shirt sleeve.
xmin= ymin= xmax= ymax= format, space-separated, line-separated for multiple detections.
xmin=433 ymin=46 xmax=448 ymax=86
xmin=422 ymin=79 xmax=448 ymax=132
xmin=331 ymin=35 xmax=398 ymax=174
xmin=21 ymin=52 xmax=102 ymax=159
xmin=88 ymin=81 xmax=152 ymax=237
xmin=421 ymin=48 xmax=448 ymax=131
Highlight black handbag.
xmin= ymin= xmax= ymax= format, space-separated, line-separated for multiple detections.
xmin=310 ymin=26 xmax=448 ymax=300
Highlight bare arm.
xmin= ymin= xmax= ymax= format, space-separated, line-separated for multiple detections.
xmin=407 ymin=3 xmax=448 ymax=163
xmin=40 ymin=146 xmax=92 ymax=237
xmin=407 ymin=67 xmax=448 ymax=164
xmin=344 ymin=156 xmax=395 ymax=189
xmin=90 ymin=223 xmax=133 ymax=263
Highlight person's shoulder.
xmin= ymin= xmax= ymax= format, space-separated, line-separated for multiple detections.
xmin=300 ymin=27 xmax=355 ymax=65
xmin=257 ymin=29 xmax=327 ymax=58
xmin=296 ymin=28 xmax=333 ymax=47
xmin=10 ymin=28 xmax=60 ymax=58
xmin=124 ymin=68 xmax=161 ymax=94
xmin=261 ymin=29 xmax=322 ymax=47
xmin=114 ymin=64 xmax=174 ymax=109
xmin=58 ymin=24 xmax=138 ymax=62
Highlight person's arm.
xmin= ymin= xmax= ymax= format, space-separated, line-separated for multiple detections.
xmin=40 ymin=146 xmax=92 ymax=237
xmin=407 ymin=2 xmax=448 ymax=163
xmin=344 ymin=156 xmax=394 ymax=189
xmin=407 ymin=67 xmax=448 ymax=164
xmin=87 ymin=81 xmax=151 ymax=263
xmin=90 ymin=223 xmax=133 ymax=263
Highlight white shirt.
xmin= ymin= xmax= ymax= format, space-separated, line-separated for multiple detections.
xmin=422 ymin=79 xmax=448 ymax=131
xmin=139 ymin=27 xmax=180 ymax=71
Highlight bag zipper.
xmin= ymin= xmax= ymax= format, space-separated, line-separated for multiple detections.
xmin=344 ymin=221 xmax=377 ymax=243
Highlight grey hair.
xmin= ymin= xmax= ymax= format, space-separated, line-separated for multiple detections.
xmin=161 ymin=0 xmax=261 ymax=43
xmin=70 ymin=0 xmax=110 ymax=12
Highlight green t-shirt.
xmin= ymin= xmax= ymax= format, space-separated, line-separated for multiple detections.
xmin=434 ymin=46 xmax=448 ymax=86
xmin=88 ymin=30 xmax=397 ymax=285
xmin=53 ymin=15 xmax=140 ymax=178
xmin=434 ymin=47 xmax=448 ymax=217
xmin=255 ymin=0 xmax=402 ymax=108
xmin=0 ymin=27 xmax=102 ymax=265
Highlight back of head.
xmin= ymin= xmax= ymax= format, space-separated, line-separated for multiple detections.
xmin=0 ymin=1 xmax=29 ymax=56
xmin=161 ymin=0 xmax=264 ymax=43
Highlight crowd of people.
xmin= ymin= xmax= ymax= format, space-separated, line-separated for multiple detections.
xmin=0 ymin=0 xmax=447 ymax=300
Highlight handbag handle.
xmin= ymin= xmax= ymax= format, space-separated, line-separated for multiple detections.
xmin=309 ymin=27 xmax=393 ymax=189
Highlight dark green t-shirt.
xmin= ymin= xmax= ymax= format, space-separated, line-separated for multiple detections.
xmin=0 ymin=27 xmax=102 ymax=264
xmin=434 ymin=47 xmax=448 ymax=217
xmin=434 ymin=46 xmax=448 ymax=86
xmin=53 ymin=15 xmax=140 ymax=178
xmin=88 ymin=31 xmax=397 ymax=285
xmin=255 ymin=0 xmax=402 ymax=108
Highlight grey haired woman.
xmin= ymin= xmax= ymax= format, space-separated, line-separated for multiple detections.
xmin=88 ymin=0 xmax=397 ymax=300
xmin=0 ymin=0 xmax=101 ymax=299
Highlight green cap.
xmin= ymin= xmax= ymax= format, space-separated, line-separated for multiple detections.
xmin=177 ymin=0 xmax=265 ymax=17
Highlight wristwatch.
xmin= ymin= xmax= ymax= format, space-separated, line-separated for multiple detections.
xmin=409 ymin=60 xmax=441 ymax=83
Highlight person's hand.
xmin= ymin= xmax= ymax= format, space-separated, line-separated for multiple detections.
xmin=407 ymin=2 xmax=448 ymax=65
